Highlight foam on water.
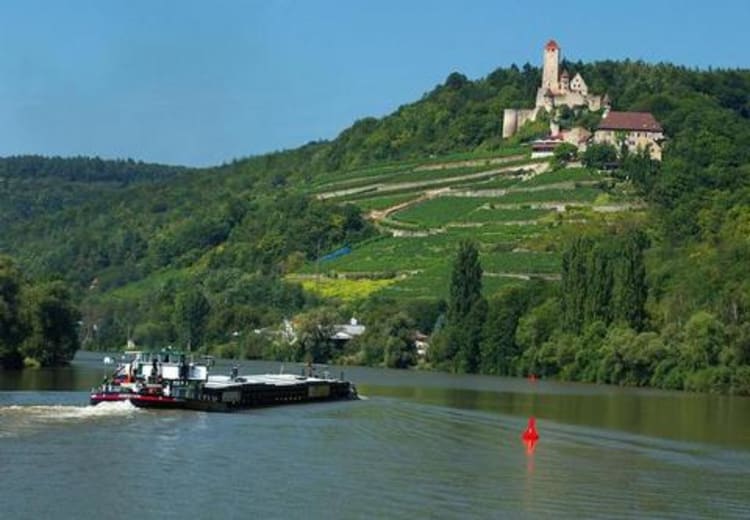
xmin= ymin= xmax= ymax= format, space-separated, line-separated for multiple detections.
xmin=0 ymin=400 xmax=139 ymax=419
xmin=0 ymin=401 xmax=140 ymax=438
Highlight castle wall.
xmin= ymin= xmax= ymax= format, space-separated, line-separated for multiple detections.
xmin=518 ymin=109 xmax=537 ymax=130
xmin=534 ymin=89 xmax=603 ymax=112
xmin=502 ymin=108 xmax=537 ymax=138
xmin=555 ymin=92 xmax=588 ymax=108
xmin=502 ymin=109 xmax=518 ymax=139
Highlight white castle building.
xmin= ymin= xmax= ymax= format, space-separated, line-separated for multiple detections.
xmin=503 ymin=40 xmax=608 ymax=139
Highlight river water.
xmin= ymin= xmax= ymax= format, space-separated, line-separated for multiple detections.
xmin=1 ymin=352 xmax=749 ymax=519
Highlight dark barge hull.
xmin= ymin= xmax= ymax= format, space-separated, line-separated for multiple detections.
xmin=119 ymin=378 xmax=356 ymax=412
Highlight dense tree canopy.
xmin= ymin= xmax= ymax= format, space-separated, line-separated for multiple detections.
xmin=0 ymin=256 xmax=79 ymax=367
xmin=0 ymin=256 xmax=25 ymax=367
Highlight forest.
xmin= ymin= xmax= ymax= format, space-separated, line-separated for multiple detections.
xmin=1 ymin=59 xmax=749 ymax=393
xmin=0 ymin=255 xmax=79 ymax=368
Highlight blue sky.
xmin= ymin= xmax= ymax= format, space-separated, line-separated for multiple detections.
xmin=0 ymin=1 xmax=748 ymax=166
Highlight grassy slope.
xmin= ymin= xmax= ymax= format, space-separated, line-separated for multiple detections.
xmin=296 ymin=150 xmax=642 ymax=301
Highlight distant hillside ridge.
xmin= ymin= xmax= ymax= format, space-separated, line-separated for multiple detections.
xmin=0 ymin=155 xmax=189 ymax=183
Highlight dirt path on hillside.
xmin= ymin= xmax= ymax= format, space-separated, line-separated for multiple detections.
xmin=412 ymin=154 xmax=526 ymax=171
xmin=447 ymin=179 xmax=600 ymax=197
xmin=319 ymin=154 xmax=529 ymax=192
xmin=484 ymin=272 xmax=561 ymax=281
xmin=367 ymin=188 xmax=450 ymax=220
xmin=316 ymin=161 xmax=548 ymax=201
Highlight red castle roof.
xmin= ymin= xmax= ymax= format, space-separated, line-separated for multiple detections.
xmin=598 ymin=111 xmax=663 ymax=132
xmin=545 ymin=39 xmax=559 ymax=51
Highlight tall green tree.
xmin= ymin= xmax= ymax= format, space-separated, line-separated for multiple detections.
xmin=561 ymin=236 xmax=591 ymax=333
xmin=583 ymin=238 xmax=615 ymax=327
xmin=480 ymin=286 xmax=531 ymax=375
xmin=440 ymin=240 xmax=486 ymax=372
xmin=294 ymin=307 xmax=339 ymax=363
xmin=448 ymin=240 xmax=483 ymax=321
xmin=516 ymin=298 xmax=562 ymax=377
xmin=174 ymin=288 xmax=211 ymax=351
xmin=612 ymin=229 xmax=649 ymax=331
xmin=0 ymin=256 xmax=25 ymax=368
xmin=20 ymin=282 xmax=80 ymax=367
xmin=381 ymin=312 xmax=418 ymax=369
xmin=457 ymin=297 xmax=487 ymax=373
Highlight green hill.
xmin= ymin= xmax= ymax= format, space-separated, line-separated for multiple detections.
xmin=1 ymin=59 xmax=749 ymax=392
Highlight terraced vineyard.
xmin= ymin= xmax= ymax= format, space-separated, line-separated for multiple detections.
xmin=296 ymin=149 xmax=644 ymax=301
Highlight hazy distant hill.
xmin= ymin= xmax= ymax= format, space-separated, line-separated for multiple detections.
xmin=0 ymin=155 xmax=188 ymax=224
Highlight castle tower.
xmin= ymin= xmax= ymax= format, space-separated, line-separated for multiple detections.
xmin=560 ymin=69 xmax=570 ymax=92
xmin=542 ymin=39 xmax=560 ymax=93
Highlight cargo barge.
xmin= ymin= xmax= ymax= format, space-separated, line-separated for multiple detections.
xmin=90 ymin=350 xmax=357 ymax=412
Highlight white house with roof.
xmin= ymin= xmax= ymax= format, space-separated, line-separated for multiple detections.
xmin=331 ymin=318 xmax=366 ymax=342
xmin=593 ymin=111 xmax=664 ymax=160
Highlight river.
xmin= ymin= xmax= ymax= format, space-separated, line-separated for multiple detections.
xmin=1 ymin=351 xmax=749 ymax=519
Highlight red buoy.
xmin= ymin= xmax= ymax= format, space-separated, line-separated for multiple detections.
xmin=521 ymin=416 xmax=539 ymax=442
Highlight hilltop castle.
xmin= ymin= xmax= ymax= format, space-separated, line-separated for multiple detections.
xmin=502 ymin=40 xmax=608 ymax=139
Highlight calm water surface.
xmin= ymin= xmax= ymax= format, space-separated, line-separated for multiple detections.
xmin=1 ymin=352 xmax=749 ymax=519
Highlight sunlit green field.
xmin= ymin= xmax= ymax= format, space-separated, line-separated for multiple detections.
xmin=296 ymin=154 xmax=639 ymax=301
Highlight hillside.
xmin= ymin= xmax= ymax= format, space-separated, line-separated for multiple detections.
xmin=2 ymin=59 xmax=750 ymax=392
xmin=296 ymin=156 xmax=638 ymax=300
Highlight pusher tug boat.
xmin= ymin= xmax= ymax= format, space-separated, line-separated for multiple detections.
xmin=89 ymin=351 xmax=151 ymax=404
xmin=90 ymin=350 xmax=358 ymax=412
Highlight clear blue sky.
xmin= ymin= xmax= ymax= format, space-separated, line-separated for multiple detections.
xmin=0 ymin=0 xmax=748 ymax=167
